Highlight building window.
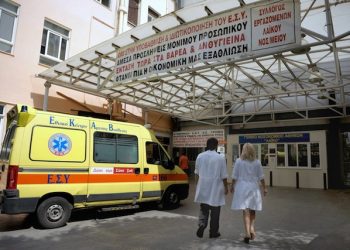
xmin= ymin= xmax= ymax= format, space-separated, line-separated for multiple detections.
xmin=95 ymin=0 xmax=110 ymax=8
xmin=148 ymin=7 xmax=159 ymax=22
xmin=282 ymin=143 xmax=320 ymax=168
xmin=0 ymin=0 xmax=19 ymax=53
xmin=175 ymin=0 xmax=184 ymax=10
xmin=287 ymin=144 xmax=297 ymax=166
xmin=40 ymin=20 xmax=69 ymax=66
xmin=128 ymin=0 xmax=139 ymax=26
xmin=298 ymin=144 xmax=308 ymax=167
xmin=311 ymin=143 xmax=320 ymax=168
xmin=261 ymin=144 xmax=268 ymax=166
xmin=277 ymin=144 xmax=285 ymax=166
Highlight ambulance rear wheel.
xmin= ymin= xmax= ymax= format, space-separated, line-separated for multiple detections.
xmin=36 ymin=197 xmax=72 ymax=229
xmin=162 ymin=189 xmax=180 ymax=209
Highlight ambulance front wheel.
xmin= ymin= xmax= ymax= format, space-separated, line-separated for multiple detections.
xmin=162 ymin=189 xmax=180 ymax=209
xmin=36 ymin=196 xmax=73 ymax=229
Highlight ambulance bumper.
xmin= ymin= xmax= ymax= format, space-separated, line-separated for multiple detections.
xmin=0 ymin=189 xmax=37 ymax=214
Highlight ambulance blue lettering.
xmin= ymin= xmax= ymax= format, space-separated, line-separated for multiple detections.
xmin=69 ymin=119 xmax=75 ymax=127
xmin=48 ymin=174 xmax=54 ymax=184
xmin=56 ymin=175 xmax=62 ymax=184
xmin=64 ymin=174 xmax=70 ymax=183
xmin=47 ymin=174 xmax=71 ymax=184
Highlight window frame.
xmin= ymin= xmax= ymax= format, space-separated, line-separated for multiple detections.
xmin=95 ymin=0 xmax=110 ymax=8
xmin=146 ymin=141 xmax=169 ymax=166
xmin=175 ymin=0 xmax=184 ymax=10
xmin=128 ymin=0 xmax=139 ymax=27
xmin=238 ymin=142 xmax=321 ymax=169
xmin=0 ymin=0 xmax=19 ymax=54
xmin=147 ymin=7 xmax=159 ymax=22
xmin=277 ymin=142 xmax=320 ymax=169
xmin=40 ymin=19 xmax=70 ymax=66
xmin=93 ymin=131 xmax=139 ymax=164
xmin=260 ymin=143 xmax=268 ymax=167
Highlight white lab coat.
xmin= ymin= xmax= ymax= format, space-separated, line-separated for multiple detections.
xmin=194 ymin=150 xmax=228 ymax=206
xmin=231 ymin=158 xmax=264 ymax=211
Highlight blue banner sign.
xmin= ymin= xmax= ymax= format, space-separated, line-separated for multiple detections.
xmin=239 ymin=133 xmax=310 ymax=144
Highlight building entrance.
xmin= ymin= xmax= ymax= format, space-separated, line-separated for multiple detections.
xmin=228 ymin=131 xmax=327 ymax=189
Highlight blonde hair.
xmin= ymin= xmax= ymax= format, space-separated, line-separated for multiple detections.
xmin=240 ymin=143 xmax=256 ymax=161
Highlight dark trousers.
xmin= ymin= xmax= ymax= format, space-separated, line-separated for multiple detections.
xmin=198 ymin=203 xmax=221 ymax=234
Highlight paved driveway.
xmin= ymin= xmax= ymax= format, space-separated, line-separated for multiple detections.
xmin=1 ymin=180 xmax=349 ymax=250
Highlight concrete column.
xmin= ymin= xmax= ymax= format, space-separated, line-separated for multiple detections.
xmin=107 ymin=98 xmax=113 ymax=120
xmin=43 ymin=82 xmax=51 ymax=111
xmin=117 ymin=0 xmax=127 ymax=35
xmin=144 ymin=110 xmax=148 ymax=125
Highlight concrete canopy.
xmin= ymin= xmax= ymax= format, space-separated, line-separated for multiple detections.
xmin=39 ymin=0 xmax=350 ymax=126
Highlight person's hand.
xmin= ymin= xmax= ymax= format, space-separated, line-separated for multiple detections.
xmin=224 ymin=186 xmax=229 ymax=195
xmin=263 ymin=188 xmax=268 ymax=196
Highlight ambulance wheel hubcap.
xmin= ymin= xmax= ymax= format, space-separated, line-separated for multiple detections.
xmin=169 ymin=192 xmax=178 ymax=204
xmin=47 ymin=205 xmax=63 ymax=221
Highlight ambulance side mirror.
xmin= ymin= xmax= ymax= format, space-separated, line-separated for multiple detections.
xmin=162 ymin=159 xmax=175 ymax=170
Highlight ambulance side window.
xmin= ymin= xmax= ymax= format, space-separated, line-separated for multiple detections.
xmin=94 ymin=132 xmax=138 ymax=164
xmin=146 ymin=142 xmax=169 ymax=165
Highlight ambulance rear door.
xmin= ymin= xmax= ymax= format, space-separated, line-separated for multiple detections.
xmin=0 ymin=107 xmax=18 ymax=192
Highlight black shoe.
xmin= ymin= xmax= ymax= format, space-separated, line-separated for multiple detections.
xmin=244 ymin=237 xmax=250 ymax=244
xmin=196 ymin=225 xmax=205 ymax=238
xmin=250 ymin=232 xmax=256 ymax=240
xmin=209 ymin=232 xmax=221 ymax=238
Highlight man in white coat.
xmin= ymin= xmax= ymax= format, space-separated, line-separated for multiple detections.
xmin=194 ymin=137 xmax=228 ymax=238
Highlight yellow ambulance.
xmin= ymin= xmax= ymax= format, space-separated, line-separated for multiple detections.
xmin=0 ymin=105 xmax=188 ymax=228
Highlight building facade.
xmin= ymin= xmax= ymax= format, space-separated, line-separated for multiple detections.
xmin=1 ymin=0 xmax=349 ymax=190
xmin=0 ymin=0 xmax=177 ymax=150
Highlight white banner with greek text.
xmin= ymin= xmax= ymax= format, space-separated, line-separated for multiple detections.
xmin=114 ymin=0 xmax=300 ymax=83
xmin=173 ymin=129 xmax=225 ymax=148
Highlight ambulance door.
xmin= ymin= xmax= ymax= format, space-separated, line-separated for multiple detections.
xmin=0 ymin=118 xmax=17 ymax=191
xmin=140 ymin=140 xmax=172 ymax=202
xmin=87 ymin=128 xmax=141 ymax=205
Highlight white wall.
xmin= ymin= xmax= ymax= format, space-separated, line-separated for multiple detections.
xmin=0 ymin=0 xmax=118 ymax=109
xmin=182 ymin=0 xmax=206 ymax=7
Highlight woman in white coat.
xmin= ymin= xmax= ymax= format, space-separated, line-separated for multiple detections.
xmin=231 ymin=143 xmax=267 ymax=244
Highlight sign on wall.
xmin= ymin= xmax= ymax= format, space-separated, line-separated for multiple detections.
xmin=114 ymin=0 xmax=300 ymax=83
xmin=239 ymin=133 xmax=310 ymax=143
xmin=173 ymin=129 xmax=225 ymax=148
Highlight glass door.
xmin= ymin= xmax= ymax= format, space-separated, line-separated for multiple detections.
xmin=342 ymin=132 xmax=350 ymax=187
